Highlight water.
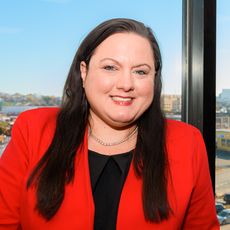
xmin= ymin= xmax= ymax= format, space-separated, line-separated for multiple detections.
xmin=0 ymin=106 xmax=41 ymax=115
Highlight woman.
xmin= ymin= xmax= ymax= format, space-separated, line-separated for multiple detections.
xmin=0 ymin=18 xmax=219 ymax=229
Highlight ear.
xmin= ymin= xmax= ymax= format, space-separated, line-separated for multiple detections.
xmin=80 ymin=61 xmax=87 ymax=87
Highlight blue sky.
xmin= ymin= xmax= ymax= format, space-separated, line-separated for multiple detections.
xmin=217 ymin=0 xmax=230 ymax=96
xmin=0 ymin=0 xmax=229 ymax=96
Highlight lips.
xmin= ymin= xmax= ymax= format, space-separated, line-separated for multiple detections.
xmin=110 ymin=95 xmax=134 ymax=105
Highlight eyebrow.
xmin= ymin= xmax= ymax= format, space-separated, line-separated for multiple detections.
xmin=99 ymin=57 xmax=152 ymax=70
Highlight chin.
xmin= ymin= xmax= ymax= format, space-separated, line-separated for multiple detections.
xmin=109 ymin=116 xmax=137 ymax=126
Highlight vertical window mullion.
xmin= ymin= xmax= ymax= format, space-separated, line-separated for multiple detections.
xmin=182 ymin=0 xmax=216 ymax=192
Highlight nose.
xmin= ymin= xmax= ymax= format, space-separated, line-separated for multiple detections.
xmin=116 ymin=70 xmax=134 ymax=92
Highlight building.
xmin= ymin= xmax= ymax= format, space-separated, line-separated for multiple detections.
xmin=216 ymin=114 xmax=230 ymax=129
xmin=0 ymin=98 xmax=3 ymax=111
xmin=161 ymin=94 xmax=181 ymax=113
xmin=216 ymin=129 xmax=230 ymax=152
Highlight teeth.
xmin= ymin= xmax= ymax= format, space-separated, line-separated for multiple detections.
xmin=112 ymin=96 xmax=132 ymax=102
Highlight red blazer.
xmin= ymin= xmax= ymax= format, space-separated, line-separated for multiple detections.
xmin=0 ymin=108 xmax=219 ymax=229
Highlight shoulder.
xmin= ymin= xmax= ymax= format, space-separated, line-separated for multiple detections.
xmin=12 ymin=107 xmax=60 ymax=137
xmin=165 ymin=119 xmax=202 ymax=142
xmin=165 ymin=119 xmax=207 ymax=177
xmin=17 ymin=107 xmax=59 ymax=120
xmin=10 ymin=107 xmax=60 ymax=162
xmin=165 ymin=119 xmax=206 ymax=166
xmin=15 ymin=107 xmax=59 ymax=126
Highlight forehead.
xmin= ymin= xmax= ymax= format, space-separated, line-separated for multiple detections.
xmin=91 ymin=32 xmax=154 ymax=64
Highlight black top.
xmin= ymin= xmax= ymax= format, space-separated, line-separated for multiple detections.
xmin=88 ymin=150 xmax=133 ymax=230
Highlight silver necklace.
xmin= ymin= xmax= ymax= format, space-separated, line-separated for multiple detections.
xmin=89 ymin=126 xmax=138 ymax=146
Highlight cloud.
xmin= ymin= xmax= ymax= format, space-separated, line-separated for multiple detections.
xmin=0 ymin=26 xmax=22 ymax=35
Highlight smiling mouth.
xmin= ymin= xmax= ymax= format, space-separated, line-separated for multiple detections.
xmin=111 ymin=96 xmax=133 ymax=102
xmin=110 ymin=96 xmax=134 ymax=106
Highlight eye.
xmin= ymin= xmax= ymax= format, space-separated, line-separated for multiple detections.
xmin=134 ymin=70 xmax=147 ymax=75
xmin=103 ymin=65 xmax=117 ymax=71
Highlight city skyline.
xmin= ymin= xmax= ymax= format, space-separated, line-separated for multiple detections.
xmin=1 ymin=87 xmax=230 ymax=99
xmin=0 ymin=0 xmax=229 ymax=96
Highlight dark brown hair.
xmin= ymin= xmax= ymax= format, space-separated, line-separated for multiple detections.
xmin=27 ymin=18 xmax=170 ymax=222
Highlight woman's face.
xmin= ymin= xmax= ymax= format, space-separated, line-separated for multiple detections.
xmin=80 ymin=32 xmax=155 ymax=128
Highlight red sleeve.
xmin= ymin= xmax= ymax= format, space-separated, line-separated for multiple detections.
xmin=182 ymin=130 xmax=220 ymax=229
xmin=0 ymin=114 xmax=29 ymax=230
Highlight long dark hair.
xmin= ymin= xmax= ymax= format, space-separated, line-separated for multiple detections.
xmin=27 ymin=18 xmax=170 ymax=222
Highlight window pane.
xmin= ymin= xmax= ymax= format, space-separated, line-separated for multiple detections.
xmin=216 ymin=1 xmax=230 ymax=228
xmin=0 ymin=1 xmax=182 ymax=156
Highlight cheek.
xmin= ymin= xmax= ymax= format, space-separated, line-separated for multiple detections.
xmin=137 ymin=80 xmax=154 ymax=99
xmin=144 ymin=88 xmax=154 ymax=108
xmin=137 ymin=81 xmax=154 ymax=111
xmin=99 ymin=79 xmax=114 ymax=93
xmin=86 ymin=72 xmax=114 ymax=93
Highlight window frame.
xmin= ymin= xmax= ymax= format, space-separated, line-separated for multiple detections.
xmin=182 ymin=0 xmax=216 ymax=192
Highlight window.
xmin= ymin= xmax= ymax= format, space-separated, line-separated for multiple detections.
xmin=0 ymin=1 xmax=182 ymax=156
xmin=216 ymin=1 xmax=230 ymax=227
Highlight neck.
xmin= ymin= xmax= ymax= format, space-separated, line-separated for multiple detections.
xmin=88 ymin=113 xmax=136 ymax=139
xmin=87 ymin=115 xmax=137 ymax=155
xmin=89 ymin=126 xmax=138 ymax=146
